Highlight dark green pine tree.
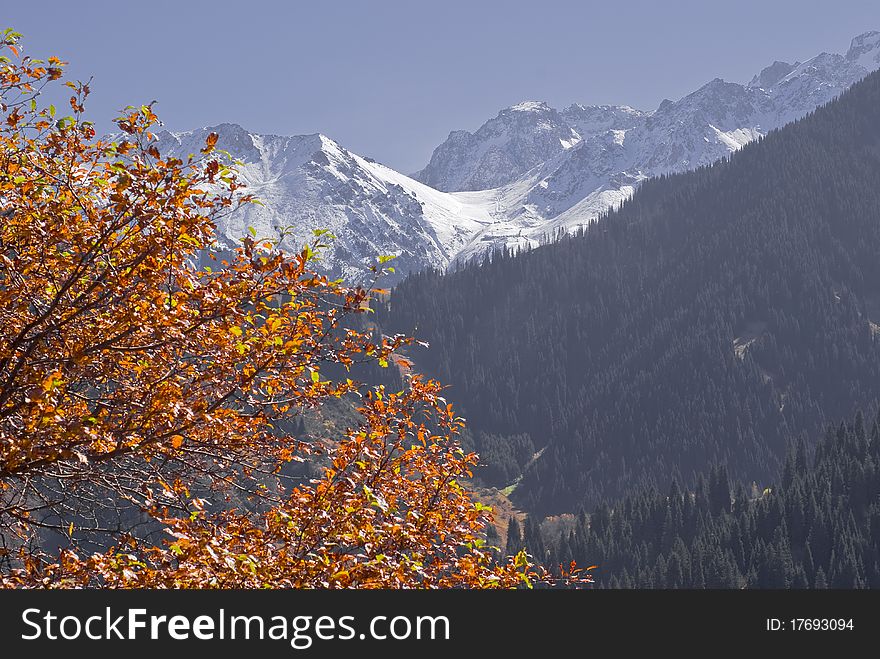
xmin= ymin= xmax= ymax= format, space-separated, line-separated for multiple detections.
xmin=544 ymin=409 xmax=880 ymax=588
xmin=709 ymin=466 xmax=731 ymax=517
xmin=523 ymin=515 xmax=547 ymax=564
xmin=814 ymin=566 xmax=828 ymax=589
xmin=505 ymin=517 xmax=523 ymax=558
xmin=791 ymin=566 xmax=809 ymax=589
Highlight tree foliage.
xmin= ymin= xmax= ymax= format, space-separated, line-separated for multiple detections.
xmin=0 ymin=31 xmax=581 ymax=588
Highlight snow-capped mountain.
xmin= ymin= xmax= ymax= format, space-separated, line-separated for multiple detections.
xmin=156 ymin=125 xmax=495 ymax=285
xmin=157 ymin=31 xmax=880 ymax=282
xmin=413 ymin=101 xmax=645 ymax=192
xmin=443 ymin=31 xmax=880 ymax=263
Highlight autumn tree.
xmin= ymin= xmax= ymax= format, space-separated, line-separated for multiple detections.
xmin=0 ymin=31 xmax=588 ymax=588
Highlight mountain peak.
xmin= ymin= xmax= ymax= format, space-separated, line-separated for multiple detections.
xmin=748 ymin=60 xmax=797 ymax=89
xmin=506 ymin=100 xmax=552 ymax=113
xmin=207 ymin=121 xmax=249 ymax=135
xmin=196 ymin=28 xmax=880 ymax=283
xmin=415 ymin=99 xmax=579 ymax=191
xmin=315 ymin=132 xmax=340 ymax=148
xmin=847 ymin=30 xmax=880 ymax=61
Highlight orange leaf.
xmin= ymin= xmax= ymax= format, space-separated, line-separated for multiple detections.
xmin=202 ymin=132 xmax=218 ymax=153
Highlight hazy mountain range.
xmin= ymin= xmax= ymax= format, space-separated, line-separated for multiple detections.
xmin=157 ymin=31 xmax=880 ymax=284
xmin=382 ymin=61 xmax=880 ymax=514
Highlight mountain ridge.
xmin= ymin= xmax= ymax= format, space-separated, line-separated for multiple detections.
xmin=382 ymin=66 xmax=880 ymax=513
xmin=156 ymin=31 xmax=880 ymax=283
xmin=434 ymin=31 xmax=880 ymax=264
xmin=155 ymin=126 xmax=496 ymax=285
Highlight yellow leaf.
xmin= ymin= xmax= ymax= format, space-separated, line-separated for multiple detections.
xmin=41 ymin=370 xmax=63 ymax=392
xmin=171 ymin=435 xmax=184 ymax=449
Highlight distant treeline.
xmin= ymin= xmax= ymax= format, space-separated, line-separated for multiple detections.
xmin=506 ymin=410 xmax=880 ymax=588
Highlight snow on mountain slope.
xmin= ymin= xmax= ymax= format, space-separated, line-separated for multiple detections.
xmin=155 ymin=31 xmax=880 ymax=280
xmin=414 ymin=101 xmax=641 ymax=192
xmin=155 ymin=125 xmax=496 ymax=285
xmin=845 ymin=30 xmax=880 ymax=71
xmin=748 ymin=61 xmax=798 ymax=90
xmin=446 ymin=31 xmax=880 ymax=263
xmin=560 ymin=104 xmax=646 ymax=143
xmin=413 ymin=101 xmax=580 ymax=192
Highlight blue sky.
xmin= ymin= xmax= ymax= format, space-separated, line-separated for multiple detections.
xmin=5 ymin=1 xmax=880 ymax=172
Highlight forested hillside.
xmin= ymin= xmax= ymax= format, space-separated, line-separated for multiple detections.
xmin=533 ymin=410 xmax=880 ymax=588
xmin=382 ymin=69 xmax=880 ymax=515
